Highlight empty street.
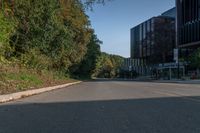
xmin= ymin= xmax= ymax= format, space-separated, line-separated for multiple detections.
xmin=1 ymin=81 xmax=200 ymax=133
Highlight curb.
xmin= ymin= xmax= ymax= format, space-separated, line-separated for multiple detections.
xmin=151 ymin=80 xmax=200 ymax=84
xmin=0 ymin=81 xmax=82 ymax=104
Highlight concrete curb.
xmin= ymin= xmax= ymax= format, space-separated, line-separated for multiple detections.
xmin=0 ymin=81 xmax=82 ymax=104
xmin=152 ymin=80 xmax=200 ymax=84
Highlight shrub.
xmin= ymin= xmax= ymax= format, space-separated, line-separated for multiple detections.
xmin=20 ymin=49 xmax=52 ymax=70
xmin=0 ymin=12 xmax=16 ymax=62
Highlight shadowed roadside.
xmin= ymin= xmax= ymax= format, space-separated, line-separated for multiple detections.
xmin=0 ymin=96 xmax=200 ymax=133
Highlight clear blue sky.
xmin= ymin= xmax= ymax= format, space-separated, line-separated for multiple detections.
xmin=86 ymin=0 xmax=175 ymax=57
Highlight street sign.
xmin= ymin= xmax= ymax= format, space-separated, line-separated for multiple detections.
xmin=174 ymin=48 xmax=178 ymax=63
xmin=129 ymin=66 xmax=132 ymax=72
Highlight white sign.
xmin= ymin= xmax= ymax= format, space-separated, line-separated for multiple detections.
xmin=129 ymin=66 xmax=132 ymax=71
xmin=174 ymin=49 xmax=179 ymax=63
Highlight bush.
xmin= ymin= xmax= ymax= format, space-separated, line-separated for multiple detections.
xmin=0 ymin=12 xmax=16 ymax=62
xmin=20 ymin=49 xmax=52 ymax=70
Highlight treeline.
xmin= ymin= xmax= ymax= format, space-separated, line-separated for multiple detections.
xmin=0 ymin=0 xmax=123 ymax=79
xmin=93 ymin=53 xmax=124 ymax=78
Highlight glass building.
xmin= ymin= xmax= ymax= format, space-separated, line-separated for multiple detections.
xmin=130 ymin=8 xmax=176 ymax=76
xmin=130 ymin=12 xmax=176 ymax=65
xmin=176 ymin=0 xmax=200 ymax=48
xmin=162 ymin=7 xmax=176 ymax=18
xmin=130 ymin=19 xmax=153 ymax=59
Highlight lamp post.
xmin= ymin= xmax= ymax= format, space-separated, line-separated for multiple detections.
xmin=176 ymin=0 xmax=180 ymax=79
xmin=174 ymin=48 xmax=179 ymax=79
xmin=177 ymin=49 xmax=180 ymax=79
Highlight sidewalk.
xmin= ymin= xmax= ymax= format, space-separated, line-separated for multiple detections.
xmin=0 ymin=81 xmax=82 ymax=104
xmin=152 ymin=79 xmax=200 ymax=84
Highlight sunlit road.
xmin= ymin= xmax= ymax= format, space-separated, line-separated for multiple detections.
xmin=1 ymin=81 xmax=200 ymax=133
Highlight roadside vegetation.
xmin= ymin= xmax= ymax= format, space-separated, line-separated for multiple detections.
xmin=93 ymin=53 xmax=124 ymax=78
xmin=0 ymin=0 xmax=123 ymax=94
xmin=0 ymin=63 xmax=77 ymax=95
xmin=189 ymin=48 xmax=200 ymax=78
xmin=190 ymin=48 xmax=200 ymax=70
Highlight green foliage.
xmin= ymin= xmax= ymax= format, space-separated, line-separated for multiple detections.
xmin=4 ymin=0 xmax=91 ymax=71
xmin=20 ymin=49 xmax=52 ymax=70
xmin=71 ymin=33 xmax=101 ymax=77
xmin=93 ymin=52 xmax=124 ymax=78
xmin=190 ymin=48 xmax=200 ymax=69
xmin=6 ymin=72 xmax=43 ymax=90
xmin=83 ymin=0 xmax=110 ymax=9
xmin=0 ymin=0 xmax=95 ymax=77
xmin=58 ymin=0 xmax=92 ymax=65
xmin=0 ymin=11 xmax=16 ymax=62
xmin=0 ymin=0 xmax=123 ymax=83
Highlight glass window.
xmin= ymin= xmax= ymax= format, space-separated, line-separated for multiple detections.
xmin=143 ymin=47 xmax=146 ymax=57
xmin=195 ymin=0 xmax=198 ymax=20
xmin=199 ymin=0 xmax=200 ymax=19
xmin=147 ymin=20 xmax=150 ymax=33
xmin=194 ymin=22 xmax=197 ymax=41
xmin=139 ymin=25 xmax=143 ymax=41
xmin=185 ymin=24 xmax=187 ymax=43
xmin=139 ymin=44 xmax=142 ymax=58
xmin=151 ymin=19 xmax=154 ymax=32
xmin=143 ymin=23 xmax=146 ymax=39
xmin=181 ymin=28 xmax=184 ymax=44
xmin=147 ymin=45 xmax=150 ymax=56
xmin=185 ymin=0 xmax=190 ymax=23
xmin=189 ymin=24 xmax=191 ymax=42
xmin=198 ymin=21 xmax=200 ymax=41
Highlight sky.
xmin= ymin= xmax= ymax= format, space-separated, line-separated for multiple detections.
xmin=86 ymin=0 xmax=175 ymax=58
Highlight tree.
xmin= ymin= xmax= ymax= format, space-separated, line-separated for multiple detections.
xmin=2 ymin=0 xmax=92 ymax=71
xmin=58 ymin=0 xmax=92 ymax=65
xmin=190 ymin=48 xmax=200 ymax=69
xmin=83 ymin=0 xmax=110 ymax=7
xmin=93 ymin=52 xmax=124 ymax=78
xmin=71 ymin=32 xmax=101 ymax=78
xmin=6 ymin=0 xmax=72 ymax=70
xmin=0 ymin=0 xmax=121 ymax=79
xmin=0 ymin=10 xmax=16 ymax=63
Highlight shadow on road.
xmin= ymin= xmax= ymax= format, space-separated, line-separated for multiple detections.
xmin=1 ymin=96 xmax=200 ymax=133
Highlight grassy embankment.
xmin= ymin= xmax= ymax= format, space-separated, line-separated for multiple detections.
xmin=0 ymin=63 xmax=77 ymax=95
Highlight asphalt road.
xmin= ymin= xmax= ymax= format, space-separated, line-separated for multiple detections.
xmin=1 ymin=81 xmax=200 ymax=133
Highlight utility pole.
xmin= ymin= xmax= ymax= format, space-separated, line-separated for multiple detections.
xmin=178 ymin=51 xmax=180 ymax=79
xmin=176 ymin=0 xmax=180 ymax=79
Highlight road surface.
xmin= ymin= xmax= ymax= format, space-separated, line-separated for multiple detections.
xmin=1 ymin=81 xmax=200 ymax=133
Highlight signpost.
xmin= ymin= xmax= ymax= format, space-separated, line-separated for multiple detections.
xmin=174 ymin=48 xmax=179 ymax=63
xmin=129 ymin=66 xmax=132 ymax=79
xmin=174 ymin=48 xmax=180 ymax=79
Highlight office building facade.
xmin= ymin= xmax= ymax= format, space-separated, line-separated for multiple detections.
xmin=130 ymin=16 xmax=176 ymax=64
xmin=130 ymin=8 xmax=176 ymax=75
xmin=162 ymin=7 xmax=176 ymax=18
xmin=176 ymin=0 xmax=200 ymax=48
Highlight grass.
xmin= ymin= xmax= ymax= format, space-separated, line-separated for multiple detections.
xmin=5 ymin=72 xmax=43 ymax=90
xmin=0 ymin=63 xmax=77 ymax=95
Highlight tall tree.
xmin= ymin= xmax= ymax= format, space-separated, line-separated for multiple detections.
xmin=71 ymin=32 xmax=101 ymax=77
xmin=93 ymin=52 xmax=124 ymax=78
xmin=58 ymin=0 xmax=92 ymax=64
xmin=0 ymin=9 xmax=15 ymax=62
xmin=2 ymin=0 xmax=92 ymax=71
xmin=190 ymin=48 xmax=200 ymax=70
